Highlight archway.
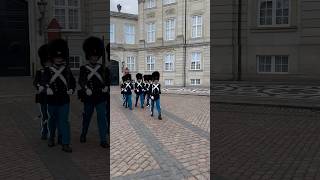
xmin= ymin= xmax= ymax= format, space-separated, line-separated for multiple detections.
xmin=109 ymin=60 xmax=119 ymax=85
xmin=0 ymin=0 xmax=30 ymax=76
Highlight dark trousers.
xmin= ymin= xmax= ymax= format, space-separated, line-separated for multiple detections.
xmin=81 ymin=101 xmax=108 ymax=143
xmin=48 ymin=103 xmax=70 ymax=145
xmin=39 ymin=103 xmax=48 ymax=137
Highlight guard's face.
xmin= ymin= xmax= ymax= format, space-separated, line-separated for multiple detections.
xmin=44 ymin=61 xmax=52 ymax=67
xmin=89 ymin=56 xmax=99 ymax=64
xmin=154 ymin=80 xmax=159 ymax=84
xmin=53 ymin=57 xmax=64 ymax=65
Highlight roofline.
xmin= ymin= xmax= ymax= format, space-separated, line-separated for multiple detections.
xmin=110 ymin=11 xmax=138 ymax=20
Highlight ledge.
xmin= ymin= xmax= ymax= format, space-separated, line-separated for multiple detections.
xmin=250 ymin=26 xmax=298 ymax=33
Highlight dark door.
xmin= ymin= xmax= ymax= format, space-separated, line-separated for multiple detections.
xmin=0 ymin=0 xmax=30 ymax=76
xmin=109 ymin=60 xmax=119 ymax=85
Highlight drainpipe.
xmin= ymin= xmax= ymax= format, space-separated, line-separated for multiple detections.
xmin=237 ymin=0 xmax=242 ymax=81
xmin=183 ymin=0 xmax=187 ymax=87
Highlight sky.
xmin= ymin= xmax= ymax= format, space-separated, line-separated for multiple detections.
xmin=110 ymin=0 xmax=138 ymax=14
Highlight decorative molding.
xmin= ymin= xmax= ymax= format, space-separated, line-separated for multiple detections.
xmin=165 ymin=8 xmax=175 ymax=15
xmin=146 ymin=12 xmax=155 ymax=18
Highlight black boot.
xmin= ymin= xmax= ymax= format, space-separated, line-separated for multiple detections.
xmin=80 ymin=134 xmax=86 ymax=143
xmin=62 ymin=144 xmax=72 ymax=153
xmin=58 ymin=135 xmax=62 ymax=145
xmin=158 ymin=114 xmax=162 ymax=120
xmin=48 ymin=139 xmax=55 ymax=147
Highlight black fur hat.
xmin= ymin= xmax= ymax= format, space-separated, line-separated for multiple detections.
xmin=38 ymin=44 xmax=49 ymax=67
xmin=48 ymin=39 xmax=68 ymax=60
xmin=152 ymin=71 xmax=160 ymax=81
xmin=125 ymin=74 xmax=132 ymax=81
xmin=83 ymin=36 xmax=104 ymax=60
xmin=136 ymin=73 xmax=142 ymax=80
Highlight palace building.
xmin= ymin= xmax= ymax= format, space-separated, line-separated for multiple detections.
xmin=110 ymin=0 xmax=210 ymax=87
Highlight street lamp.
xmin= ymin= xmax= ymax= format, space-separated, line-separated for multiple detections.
xmin=37 ymin=0 xmax=47 ymax=35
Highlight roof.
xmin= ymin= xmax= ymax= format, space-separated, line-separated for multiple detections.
xmin=110 ymin=11 xmax=138 ymax=20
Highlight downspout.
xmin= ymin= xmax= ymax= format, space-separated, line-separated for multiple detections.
xmin=237 ymin=0 xmax=242 ymax=81
xmin=183 ymin=0 xmax=187 ymax=87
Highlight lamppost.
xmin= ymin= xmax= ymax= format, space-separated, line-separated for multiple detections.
xmin=37 ymin=0 xmax=47 ymax=36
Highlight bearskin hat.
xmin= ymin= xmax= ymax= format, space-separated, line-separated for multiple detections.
xmin=38 ymin=44 xmax=49 ymax=67
xmin=48 ymin=39 xmax=69 ymax=60
xmin=83 ymin=36 xmax=104 ymax=60
xmin=152 ymin=71 xmax=160 ymax=81
xmin=136 ymin=73 xmax=143 ymax=80
xmin=125 ymin=74 xmax=132 ymax=81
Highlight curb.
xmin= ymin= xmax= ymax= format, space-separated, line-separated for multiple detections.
xmin=212 ymin=100 xmax=320 ymax=110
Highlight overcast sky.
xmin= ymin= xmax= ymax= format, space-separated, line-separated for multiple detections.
xmin=110 ymin=0 xmax=138 ymax=14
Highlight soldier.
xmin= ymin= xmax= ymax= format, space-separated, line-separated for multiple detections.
xmin=78 ymin=36 xmax=109 ymax=148
xmin=123 ymin=74 xmax=133 ymax=110
xmin=134 ymin=73 xmax=145 ymax=108
xmin=149 ymin=71 xmax=162 ymax=120
xmin=143 ymin=75 xmax=150 ymax=107
xmin=42 ymin=39 xmax=76 ymax=153
xmin=121 ymin=75 xmax=127 ymax=107
xmin=33 ymin=44 xmax=51 ymax=140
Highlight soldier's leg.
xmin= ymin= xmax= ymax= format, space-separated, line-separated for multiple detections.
xmin=151 ymin=100 xmax=154 ymax=116
xmin=128 ymin=94 xmax=132 ymax=110
xmin=96 ymin=101 xmax=108 ymax=147
xmin=140 ymin=93 xmax=144 ymax=108
xmin=47 ymin=105 xmax=57 ymax=146
xmin=135 ymin=94 xmax=139 ymax=107
xmin=156 ymin=98 xmax=162 ymax=120
xmin=81 ymin=102 xmax=94 ymax=142
xmin=58 ymin=103 xmax=71 ymax=145
xmin=40 ymin=103 xmax=49 ymax=140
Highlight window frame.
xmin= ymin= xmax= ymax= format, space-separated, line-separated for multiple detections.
xmin=124 ymin=24 xmax=135 ymax=44
xmin=190 ymin=79 xmax=201 ymax=86
xmin=110 ymin=23 xmax=115 ymax=43
xmin=257 ymin=0 xmax=291 ymax=27
xmin=147 ymin=22 xmax=156 ymax=43
xmin=53 ymin=0 xmax=81 ymax=31
xmin=146 ymin=55 xmax=155 ymax=72
xmin=69 ymin=55 xmax=81 ymax=70
xmin=164 ymin=53 xmax=175 ymax=71
xmin=146 ymin=0 xmax=156 ymax=9
xmin=191 ymin=15 xmax=203 ymax=38
xmin=126 ymin=56 xmax=136 ymax=72
xmin=164 ymin=79 xmax=174 ymax=86
xmin=257 ymin=55 xmax=289 ymax=74
xmin=165 ymin=18 xmax=176 ymax=41
xmin=190 ymin=52 xmax=202 ymax=71
xmin=163 ymin=0 xmax=176 ymax=5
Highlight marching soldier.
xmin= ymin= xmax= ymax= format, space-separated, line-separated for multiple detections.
xmin=78 ymin=36 xmax=109 ymax=148
xmin=134 ymin=73 xmax=145 ymax=108
xmin=121 ymin=75 xmax=127 ymax=107
xmin=143 ymin=75 xmax=150 ymax=107
xmin=123 ymin=74 xmax=133 ymax=110
xmin=33 ymin=44 xmax=51 ymax=140
xmin=42 ymin=39 xmax=76 ymax=152
xmin=149 ymin=71 xmax=162 ymax=120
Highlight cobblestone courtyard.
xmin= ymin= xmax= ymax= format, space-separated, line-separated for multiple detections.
xmin=0 ymin=77 xmax=210 ymax=180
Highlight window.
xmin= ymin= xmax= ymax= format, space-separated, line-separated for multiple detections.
xmin=147 ymin=23 xmax=156 ymax=43
xmin=258 ymin=0 xmax=289 ymax=26
xmin=165 ymin=79 xmax=173 ymax=86
xmin=192 ymin=15 xmax=203 ymax=38
xmin=126 ymin=56 xmax=135 ymax=71
xmin=164 ymin=54 xmax=174 ymax=71
xmin=163 ymin=0 xmax=175 ymax=5
xmin=124 ymin=24 xmax=135 ymax=44
xmin=190 ymin=79 xmax=201 ymax=86
xmin=146 ymin=55 xmax=155 ymax=71
xmin=257 ymin=55 xmax=289 ymax=73
xmin=110 ymin=24 xmax=115 ymax=43
xmin=69 ymin=56 xmax=80 ymax=69
xmin=54 ymin=0 xmax=80 ymax=30
xmin=146 ymin=0 xmax=156 ymax=8
xmin=165 ymin=18 xmax=175 ymax=41
xmin=191 ymin=52 xmax=201 ymax=70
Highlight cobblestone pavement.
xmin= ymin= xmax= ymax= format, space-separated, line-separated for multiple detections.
xmin=213 ymin=83 xmax=320 ymax=100
xmin=213 ymin=103 xmax=320 ymax=180
xmin=0 ymin=77 xmax=108 ymax=180
xmin=110 ymin=87 xmax=210 ymax=179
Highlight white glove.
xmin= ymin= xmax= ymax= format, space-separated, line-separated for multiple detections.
xmin=124 ymin=89 xmax=127 ymax=92
xmin=47 ymin=88 xmax=53 ymax=95
xmin=102 ymin=86 xmax=108 ymax=93
xmin=151 ymin=96 xmax=154 ymax=100
xmin=38 ymin=86 xmax=44 ymax=93
xmin=137 ymin=90 xmax=139 ymax=93
xmin=86 ymin=89 xmax=92 ymax=96
xmin=67 ymin=89 xmax=74 ymax=95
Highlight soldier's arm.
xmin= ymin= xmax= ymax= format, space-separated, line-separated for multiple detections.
xmin=78 ymin=66 xmax=87 ymax=89
xmin=33 ymin=70 xmax=41 ymax=89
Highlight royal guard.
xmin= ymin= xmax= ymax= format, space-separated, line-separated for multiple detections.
xmin=33 ymin=44 xmax=51 ymax=140
xmin=143 ymin=75 xmax=151 ymax=107
xmin=134 ymin=73 xmax=145 ymax=108
xmin=123 ymin=74 xmax=133 ymax=110
xmin=78 ymin=36 xmax=109 ymax=148
xmin=121 ymin=75 xmax=127 ymax=107
xmin=149 ymin=71 xmax=162 ymax=120
xmin=42 ymin=39 xmax=76 ymax=152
